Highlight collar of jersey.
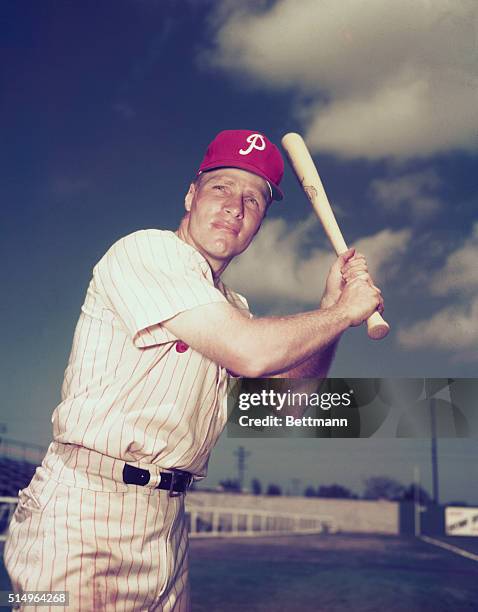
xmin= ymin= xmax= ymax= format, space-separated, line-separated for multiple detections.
xmin=169 ymin=230 xmax=215 ymax=281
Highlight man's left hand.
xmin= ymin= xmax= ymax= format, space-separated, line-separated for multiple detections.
xmin=321 ymin=248 xmax=377 ymax=308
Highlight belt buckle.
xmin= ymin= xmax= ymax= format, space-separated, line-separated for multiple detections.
xmin=168 ymin=470 xmax=192 ymax=497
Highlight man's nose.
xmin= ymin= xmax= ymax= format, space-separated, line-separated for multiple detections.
xmin=224 ymin=194 xmax=244 ymax=218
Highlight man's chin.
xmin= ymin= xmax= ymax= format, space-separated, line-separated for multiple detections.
xmin=206 ymin=237 xmax=237 ymax=256
xmin=202 ymin=242 xmax=246 ymax=267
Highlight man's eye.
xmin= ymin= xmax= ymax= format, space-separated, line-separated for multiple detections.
xmin=246 ymin=197 xmax=259 ymax=207
xmin=213 ymin=185 xmax=226 ymax=191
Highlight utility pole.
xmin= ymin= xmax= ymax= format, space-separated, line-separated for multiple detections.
xmin=414 ymin=465 xmax=421 ymax=536
xmin=234 ymin=446 xmax=250 ymax=492
xmin=425 ymin=380 xmax=449 ymax=506
xmin=430 ymin=398 xmax=439 ymax=505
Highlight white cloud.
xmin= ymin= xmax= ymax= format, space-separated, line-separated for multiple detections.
xmin=370 ymin=170 xmax=442 ymax=219
xmin=223 ymin=215 xmax=411 ymax=309
xmin=223 ymin=216 xmax=328 ymax=307
xmin=398 ymin=296 xmax=478 ymax=350
xmin=398 ymin=222 xmax=478 ymax=354
xmin=201 ymin=0 xmax=478 ymax=159
xmin=430 ymin=223 xmax=478 ymax=296
xmin=353 ymin=228 xmax=412 ymax=282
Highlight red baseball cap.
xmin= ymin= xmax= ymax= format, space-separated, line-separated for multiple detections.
xmin=198 ymin=129 xmax=284 ymax=201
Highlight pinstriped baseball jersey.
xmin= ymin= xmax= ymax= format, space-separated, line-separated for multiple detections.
xmin=4 ymin=228 xmax=251 ymax=611
xmin=51 ymin=229 xmax=250 ymax=478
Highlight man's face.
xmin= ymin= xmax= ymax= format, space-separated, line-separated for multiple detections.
xmin=183 ymin=167 xmax=270 ymax=268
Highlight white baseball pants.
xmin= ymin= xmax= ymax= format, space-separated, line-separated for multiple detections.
xmin=3 ymin=445 xmax=190 ymax=611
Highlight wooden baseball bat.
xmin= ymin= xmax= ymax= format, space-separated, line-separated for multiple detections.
xmin=281 ymin=132 xmax=390 ymax=340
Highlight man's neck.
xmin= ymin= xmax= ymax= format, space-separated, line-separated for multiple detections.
xmin=175 ymin=224 xmax=229 ymax=284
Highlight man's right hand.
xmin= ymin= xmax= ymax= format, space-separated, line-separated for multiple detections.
xmin=334 ymin=277 xmax=384 ymax=327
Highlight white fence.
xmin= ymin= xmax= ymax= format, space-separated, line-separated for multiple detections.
xmin=0 ymin=497 xmax=336 ymax=542
xmin=188 ymin=505 xmax=337 ymax=538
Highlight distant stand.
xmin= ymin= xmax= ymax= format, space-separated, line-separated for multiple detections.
xmin=0 ymin=437 xmax=46 ymax=496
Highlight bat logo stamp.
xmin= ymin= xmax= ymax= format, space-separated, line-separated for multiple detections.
xmin=304 ymin=185 xmax=317 ymax=202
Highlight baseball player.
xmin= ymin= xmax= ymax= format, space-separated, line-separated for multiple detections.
xmin=4 ymin=129 xmax=383 ymax=610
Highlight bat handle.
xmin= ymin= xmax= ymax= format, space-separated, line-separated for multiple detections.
xmin=325 ymin=244 xmax=390 ymax=340
xmin=333 ymin=245 xmax=390 ymax=339
xmin=366 ymin=310 xmax=390 ymax=340
xmin=333 ymin=245 xmax=390 ymax=340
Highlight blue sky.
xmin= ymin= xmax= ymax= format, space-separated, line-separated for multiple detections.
xmin=1 ymin=1 xmax=477 ymax=502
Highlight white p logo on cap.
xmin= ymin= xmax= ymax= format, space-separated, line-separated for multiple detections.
xmin=239 ymin=133 xmax=266 ymax=156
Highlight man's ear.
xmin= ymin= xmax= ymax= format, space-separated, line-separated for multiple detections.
xmin=184 ymin=183 xmax=196 ymax=212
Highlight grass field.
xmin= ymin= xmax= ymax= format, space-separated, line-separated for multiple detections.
xmin=2 ymin=534 xmax=478 ymax=610
xmin=189 ymin=534 xmax=478 ymax=612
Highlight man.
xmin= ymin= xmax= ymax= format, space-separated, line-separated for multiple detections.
xmin=4 ymin=130 xmax=383 ymax=610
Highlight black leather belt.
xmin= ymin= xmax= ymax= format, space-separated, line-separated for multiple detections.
xmin=122 ymin=464 xmax=193 ymax=497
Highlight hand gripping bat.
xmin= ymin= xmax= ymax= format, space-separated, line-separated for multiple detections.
xmin=281 ymin=132 xmax=390 ymax=340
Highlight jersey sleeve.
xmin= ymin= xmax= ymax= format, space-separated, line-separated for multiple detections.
xmin=218 ymin=280 xmax=253 ymax=320
xmin=93 ymin=230 xmax=228 ymax=348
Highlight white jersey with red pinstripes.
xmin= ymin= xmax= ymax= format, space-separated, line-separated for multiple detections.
xmin=50 ymin=229 xmax=250 ymax=478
